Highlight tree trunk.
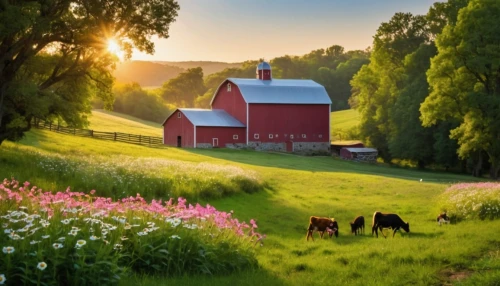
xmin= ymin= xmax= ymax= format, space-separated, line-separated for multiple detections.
xmin=417 ymin=160 xmax=426 ymax=169
xmin=473 ymin=151 xmax=483 ymax=177
xmin=490 ymin=164 xmax=500 ymax=180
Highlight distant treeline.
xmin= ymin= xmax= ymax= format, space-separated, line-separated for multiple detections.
xmin=105 ymin=45 xmax=370 ymax=122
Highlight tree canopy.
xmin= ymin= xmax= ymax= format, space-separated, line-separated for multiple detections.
xmin=420 ymin=0 xmax=500 ymax=178
xmin=0 ymin=0 xmax=180 ymax=144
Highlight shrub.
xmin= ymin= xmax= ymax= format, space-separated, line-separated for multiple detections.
xmin=438 ymin=183 xmax=500 ymax=221
xmin=0 ymin=179 xmax=264 ymax=285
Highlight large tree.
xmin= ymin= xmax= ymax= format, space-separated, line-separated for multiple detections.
xmin=160 ymin=67 xmax=207 ymax=107
xmin=0 ymin=0 xmax=180 ymax=145
xmin=350 ymin=12 xmax=429 ymax=162
xmin=420 ymin=0 xmax=500 ymax=178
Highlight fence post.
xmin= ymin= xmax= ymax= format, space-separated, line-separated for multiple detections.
xmin=49 ymin=122 xmax=52 ymax=131
xmin=114 ymin=132 xmax=117 ymax=141
xmin=90 ymin=130 xmax=93 ymax=137
xmin=139 ymin=135 xmax=141 ymax=144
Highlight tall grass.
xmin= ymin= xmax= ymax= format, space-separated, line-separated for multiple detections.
xmin=0 ymin=146 xmax=263 ymax=201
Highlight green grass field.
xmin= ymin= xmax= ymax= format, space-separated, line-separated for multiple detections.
xmin=331 ymin=109 xmax=360 ymax=131
xmin=89 ymin=109 xmax=163 ymax=136
xmin=1 ymin=110 xmax=499 ymax=286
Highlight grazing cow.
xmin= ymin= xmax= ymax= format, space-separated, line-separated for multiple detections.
xmin=437 ymin=212 xmax=450 ymax=226
xmin=371 ymin=211 xmax=410 ymax=238
xmin=350 ymin=216 xmax=365 ymax=235
xmin=306 ymin=216 xmax=339 ymax=241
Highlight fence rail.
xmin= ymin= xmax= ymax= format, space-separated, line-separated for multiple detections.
xmin=33 ymin=119 xmax=164 ymax=147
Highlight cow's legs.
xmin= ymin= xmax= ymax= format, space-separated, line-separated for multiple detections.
xmin=392 ymin=226 xmax=401 ymax=238
xmin=306 ymin=230 xmax=314 ymax=241
xmin=379 ymin=226 xmax=387 ymax=238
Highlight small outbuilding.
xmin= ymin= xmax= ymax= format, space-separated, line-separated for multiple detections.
xmin=340 ymin=147 xmax=378 ymax=162
xmin=330 ymin=141 xmax=364 ymax=156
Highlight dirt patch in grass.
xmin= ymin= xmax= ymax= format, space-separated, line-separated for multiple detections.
xmin=439 ymin=269 xmax=473 ymax=285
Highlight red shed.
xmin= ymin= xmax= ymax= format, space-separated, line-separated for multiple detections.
xmin=163 ymin=61 xmax=332 ymax=153
xmin=162 ymin=108 xmax=246 ymax=148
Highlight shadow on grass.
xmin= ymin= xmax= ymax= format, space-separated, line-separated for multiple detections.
xmin=185 ymin=148 xmax=482 ymax=184
xmin=122 ymin=267 xmax=286 ymax=286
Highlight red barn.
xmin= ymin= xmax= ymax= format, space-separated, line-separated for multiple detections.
xmin=162 ymin=61 xmax=332 ymax=153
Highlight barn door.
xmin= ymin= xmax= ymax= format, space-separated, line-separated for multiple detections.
xmin=177 ymin=136 xmax=181 ymax=147
xmin=212 ymin=138 xmax=219 ymax=148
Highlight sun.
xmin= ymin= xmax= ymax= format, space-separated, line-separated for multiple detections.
xmin=107 ymin=39 xmax=124 ymax=59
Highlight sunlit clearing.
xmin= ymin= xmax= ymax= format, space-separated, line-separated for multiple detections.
xmin=107 ymin=39 xmax=124 ymax=60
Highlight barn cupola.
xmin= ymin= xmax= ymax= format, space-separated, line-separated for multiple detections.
xmin=256 ymin=61 xmax=272 ymax=80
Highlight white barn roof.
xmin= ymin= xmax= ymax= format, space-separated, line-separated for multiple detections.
xmin=178 ymin=108 xmax=245 ymax=127
xmin=212 ymin=78 xmax=332 ymax=105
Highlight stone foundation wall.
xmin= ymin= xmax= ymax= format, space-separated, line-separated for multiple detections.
xmin=196 ymin=141 xmax=330 ymax=154
xmin=247 ymin=141 xmax=286 ymax=152
xmin=196 ymin=143 xmax=212 ymax=148
xmin=225 ymin=143 xmax=248 ymax=150
xmin=292 ymin=142 xmax=330 ymax=155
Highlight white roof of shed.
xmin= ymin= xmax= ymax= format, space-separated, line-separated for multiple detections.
xmin=344 ymin=148 xmax=378 ymax=153
xmin=212 ymin=78 xmax=332 ymax=105
xmin=178 ymin=108 xmax=245 ymax=127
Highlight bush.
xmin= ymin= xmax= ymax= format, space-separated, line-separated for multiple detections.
xmin=438 ymin=183 xmax=500 ymax=221
xmin=0 ymin=179 xmax=264 ymax=285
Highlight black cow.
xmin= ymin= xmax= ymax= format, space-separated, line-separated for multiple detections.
xmin=437 ymin=212 xmax=450 ymax=226
xmin=371 ymin=211 xmax=410 ymax=238
xmin=350 ymin=216 xmax=365 ymax=235
xmin=306 ymin=216 xmax=339 ymax=241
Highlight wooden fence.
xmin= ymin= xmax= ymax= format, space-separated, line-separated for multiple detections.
xmin=32 ymin=119 xmax=164 ymax=147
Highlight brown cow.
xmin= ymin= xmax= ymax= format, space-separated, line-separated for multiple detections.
xmin=350 ymin=216 xmax=365 ymax=235
xmin=306 ymin=216 xmax=339 ymax=241
xmin=437 ymin=212 xmax=450 ymax=226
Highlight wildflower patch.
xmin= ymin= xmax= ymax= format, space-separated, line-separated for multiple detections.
xmin=438 ymin=183 xmax=500 ymax=220
xmin=0 ymin=179 xmax=265 ymax=285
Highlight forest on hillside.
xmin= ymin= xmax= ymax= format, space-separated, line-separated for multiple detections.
xmin=350 ymin=0 xmax=500 ymax=178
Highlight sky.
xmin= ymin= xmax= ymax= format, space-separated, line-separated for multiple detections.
xmin=131 ymin=0 xmax=437 ymax=63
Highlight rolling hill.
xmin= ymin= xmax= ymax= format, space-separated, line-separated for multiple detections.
xmin=113 ymin=60 xmax=243 ymax=87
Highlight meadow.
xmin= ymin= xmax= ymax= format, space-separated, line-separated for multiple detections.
xmin=0 ymin=111 xmax=499 ymax=285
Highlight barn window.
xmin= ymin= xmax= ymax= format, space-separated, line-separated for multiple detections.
xmin=254 ymin=133 xmax=259 ymax=139
xmin=177 ymin=112 xmax=181 ymax=118
xmin=227 ymin=83 xmax=232 ymax=92
xmin=269 ymin=134 xmax=273 ymax=139
xmin=318 ymin=134 xmax=323 ymax=138
xmin=302 ymin=134 xmax=307 ymax=138
xmin=233 ymin=134 xmax=238 ymax=140
xmin=290 ymin=134 xmax=294 ymax=139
